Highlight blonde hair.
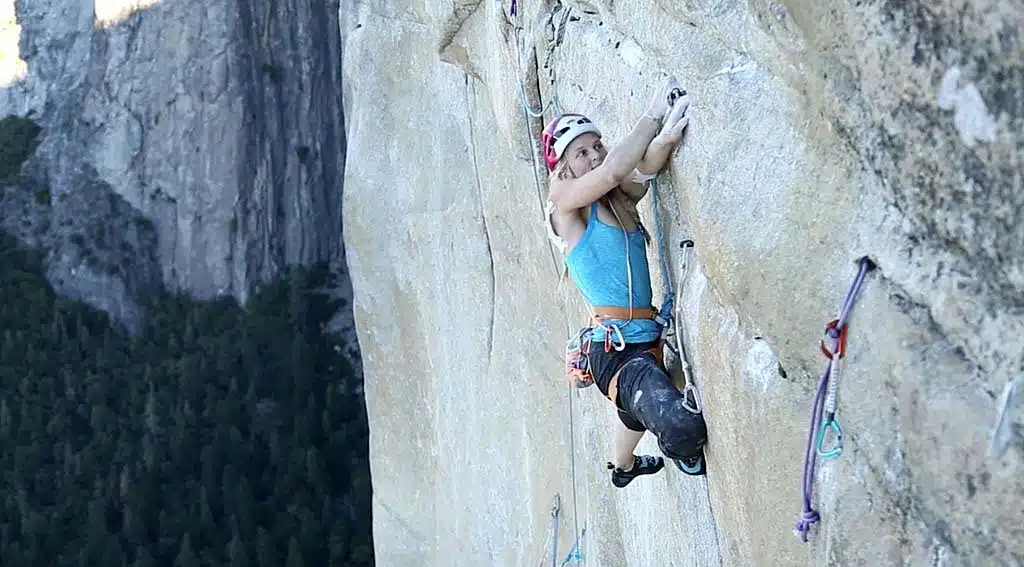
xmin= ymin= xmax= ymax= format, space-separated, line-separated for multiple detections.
xmin=548 ymin=158 xmax=575 ymax=184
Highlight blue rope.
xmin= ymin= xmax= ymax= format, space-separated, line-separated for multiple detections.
xmin=560 ymin=527 xmax=585 ymax=566
xmin=561 ymin=544 xmax=583 ymax=566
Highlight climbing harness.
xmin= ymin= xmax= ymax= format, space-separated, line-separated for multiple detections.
xmin=794 ymin=255 xmax=877 ymax=543
xmin=562 ymin=198 xmax=655 ymax=394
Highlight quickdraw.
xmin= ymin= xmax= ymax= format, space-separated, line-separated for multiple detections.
xmin=673 ymin=239 xmax=703 ymax=415
xmin=794 ymin=255 xmax=877 ymax=543
xmin=816 ymin=318 xmax=849 ymax=460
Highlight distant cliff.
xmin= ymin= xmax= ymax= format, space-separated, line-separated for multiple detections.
xmin=0 ymin=0 xmax=351 ymax=354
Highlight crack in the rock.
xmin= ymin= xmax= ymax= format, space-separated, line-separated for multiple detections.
xmin=825 ymin=56 xmax=1024 ymax=316
xmin=465 ymin=75 xmax=496 ymax=369
xmin=821 ymin=120 xmax=1024 ymax=380
xmin=513 ymin=29 xmax=565 ymax=280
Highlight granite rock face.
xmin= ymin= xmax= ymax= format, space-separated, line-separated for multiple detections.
xmin=340 ymin=0 xmax=1023 ymax=565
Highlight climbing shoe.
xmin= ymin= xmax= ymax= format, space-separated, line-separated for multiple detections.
xmin=607 ymin=455 xmax=665 ymax=488
xmin=671 ymin=451 xmax=707 ymax=476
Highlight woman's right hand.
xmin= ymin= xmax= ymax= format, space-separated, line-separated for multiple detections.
xmin=645 ymin=75 xmax=681 ymax=120
xmin=658 ymin=92 xmax=691 ymax=143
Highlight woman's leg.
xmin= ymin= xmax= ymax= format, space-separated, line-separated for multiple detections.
xmin=608 ymin=406 xmax=666 ymax=487
xmin=613 ymin=418 xmax=645 ymax=470
xmin=625 ymin=361 xmax=708 ymax=467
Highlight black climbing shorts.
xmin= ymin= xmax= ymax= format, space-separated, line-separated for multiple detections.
xmin=587 ymin=339 xmax=708 ymax=460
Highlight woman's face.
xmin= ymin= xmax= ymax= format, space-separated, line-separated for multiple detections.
xmin=564 ymin=133 xmax=606 ymax=177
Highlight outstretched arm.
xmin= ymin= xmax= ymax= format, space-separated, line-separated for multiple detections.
xmin=548 ymin=115 xmax=659 ymax=210
xmin=549 ymin=78 xmax=679 ymax=211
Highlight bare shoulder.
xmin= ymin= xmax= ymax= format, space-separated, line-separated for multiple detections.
xmin=545 ymin=194 xmax=589 ymax=254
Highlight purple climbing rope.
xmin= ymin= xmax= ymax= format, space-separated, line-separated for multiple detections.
xmin=794 ymin=256 xmax=876 ymax=542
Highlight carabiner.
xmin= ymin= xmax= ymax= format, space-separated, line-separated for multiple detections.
xmin=681 ymin=383 xmax=702 ymax=414
xmin=668 ymin=87 xmax=687 ymax=107
xmin=609 ymin=325 xmax=626 ymax=352
xmin=815 ymin=415 xmax=843 ymax=459
xmin=819 ymin=319 xmax=848 ymax=360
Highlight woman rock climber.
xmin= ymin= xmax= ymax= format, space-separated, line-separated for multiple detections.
xmin=544 ymin=76 xmax=708 ymax=487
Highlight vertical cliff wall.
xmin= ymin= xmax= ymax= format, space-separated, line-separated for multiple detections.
xmin=0 ymin=0 xmax=349 ymax=338
xmin=340 ymin=0 xmax=1022 ymax=565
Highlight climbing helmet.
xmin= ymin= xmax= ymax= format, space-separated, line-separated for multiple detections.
xmin=542 ymin=114 xmax=602 ymax=171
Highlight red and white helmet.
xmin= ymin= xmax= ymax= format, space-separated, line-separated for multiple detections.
xmin=541 ymin=114 xmax=602 ymax=171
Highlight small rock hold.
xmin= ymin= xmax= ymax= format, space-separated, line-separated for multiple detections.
xmin=988 ymin=373 xmax=1022 ymax=459
xmin=936 ymin=66 xmax=998 ymax=148
xmin=964 ymin=474 xmax=976 ymax=498
xmin=932 ymin=519 xmax=957 ymax=554
xmin=771 ymin=2 xmax=788 ymax=20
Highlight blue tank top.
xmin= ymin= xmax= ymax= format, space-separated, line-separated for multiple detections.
xmin=564 ymin=201 xmax=661 ymax=344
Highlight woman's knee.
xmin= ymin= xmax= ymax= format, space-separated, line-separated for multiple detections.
xmin=630 ymin=375 xmax=707 ymax=458
xmin=656 ymin=409 xmax=707 ymax=458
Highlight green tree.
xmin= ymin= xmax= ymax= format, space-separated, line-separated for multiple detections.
xmin=0 ymin=231 xmax=374 ymax=566
xmin=0 ymin=114 xmax=42 ymax=180
xmin=286 ymin=536 xmax=305 ymax=567
xmin=227 ymin=528 xmax=249 ymax=567
xmin=132 ymin=546 xmax=156 ymax=567
xmin=175 ymin=533 xmax=199 ymax=567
